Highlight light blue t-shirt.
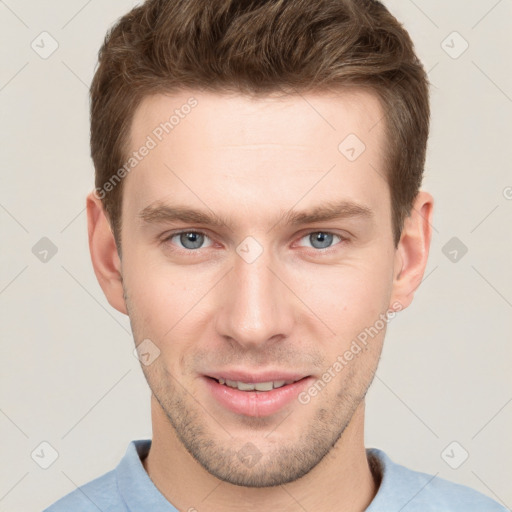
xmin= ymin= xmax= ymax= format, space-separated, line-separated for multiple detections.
xmin=42 ymin=439 xmax=507 ymax=511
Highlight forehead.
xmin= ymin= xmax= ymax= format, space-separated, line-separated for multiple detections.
xmin=129 ymin=88 xmax=384 ymax=148
xmin=123 ymin=89 xmax=388 ymax=226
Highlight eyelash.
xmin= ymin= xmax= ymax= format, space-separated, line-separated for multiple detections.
xmin=161 ymin=229 xmax=348 ymax=255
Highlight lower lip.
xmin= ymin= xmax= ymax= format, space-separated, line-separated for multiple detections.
xmin=203 ymin=376 xmax=313 ymax=417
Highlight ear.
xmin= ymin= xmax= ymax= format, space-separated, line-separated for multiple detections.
xmin=86 ymin=191 xmax=127 ymax=315
xmin=389 ymin=190 xmax=434 ymax=311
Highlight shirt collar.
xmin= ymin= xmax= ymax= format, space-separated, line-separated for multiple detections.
xmin=116 ymin=439 xmax=179 ymax=511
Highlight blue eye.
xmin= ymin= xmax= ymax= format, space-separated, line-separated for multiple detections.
xmin=166 ymin=231 xmax=212 ymax=250
xmin=163 ymin=230 xmax=345 ymax=254
xmin=299 ymin=232 xmax=343 ymax=250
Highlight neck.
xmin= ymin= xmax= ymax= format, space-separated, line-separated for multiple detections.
xmin=143 ymin=397 xmax=378 ymax=512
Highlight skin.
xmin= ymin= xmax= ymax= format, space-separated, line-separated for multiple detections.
xmin=87 ymin=89 xmax=433 ymax=512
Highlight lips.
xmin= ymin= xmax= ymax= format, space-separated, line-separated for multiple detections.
xmin=203 ymin=371 xmax=313 ymax=417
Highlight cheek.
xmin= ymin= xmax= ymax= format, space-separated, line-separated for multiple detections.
xmin=297 ymin=253 xmax=392 ymax=316
xmin=123 ymin=252 xmax=216 ymax=349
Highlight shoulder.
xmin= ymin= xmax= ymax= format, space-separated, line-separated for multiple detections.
xmin=367 ymin=448 xmax=507 ymax=512
xmin=42 ymin=469 xmax=123 ymax=512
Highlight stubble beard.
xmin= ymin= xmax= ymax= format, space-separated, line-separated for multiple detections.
xmin=142 ymin=355 xmax=379 ymax=487
xmin=124 ymin=285 xmax=381 ymax=487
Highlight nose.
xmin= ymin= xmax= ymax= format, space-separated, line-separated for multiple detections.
xmin=214 ymin=244 xmax=295 ymax=350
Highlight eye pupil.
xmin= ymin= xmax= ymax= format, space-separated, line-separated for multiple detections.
xmin=310 ymin=232 xmax=333 ymax=249
xmin=180 ymin=232 xmax=204 ymax=249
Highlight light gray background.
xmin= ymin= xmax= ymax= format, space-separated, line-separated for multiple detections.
xmin=1 ymin=1 xmax=511 ymax=511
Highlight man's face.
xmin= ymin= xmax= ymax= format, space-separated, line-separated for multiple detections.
xmin=119 ymin=89 xmax=400 ymax=486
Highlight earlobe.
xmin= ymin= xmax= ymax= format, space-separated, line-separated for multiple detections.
xmin=86 ymin=191 xmax=128 ymax=315
xmin=389 ymin=190 xmax=434 ymax=311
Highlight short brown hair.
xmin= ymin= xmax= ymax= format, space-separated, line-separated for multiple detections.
xmin=90 ymin=0 xmax=430 ymax=251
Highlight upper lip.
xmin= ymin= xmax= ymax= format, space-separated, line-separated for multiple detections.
xmin=205 ymin=370 xmax=310 ymax=383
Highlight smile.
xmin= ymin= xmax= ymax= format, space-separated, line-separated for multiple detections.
xmin=203 ymin=375 xmax=313 ymax=417
xmin=214 ymin=378 xmax=298 ymax=391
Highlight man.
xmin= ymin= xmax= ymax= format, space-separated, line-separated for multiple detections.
xmin=43 ymin=0 xmax=506 ymax=510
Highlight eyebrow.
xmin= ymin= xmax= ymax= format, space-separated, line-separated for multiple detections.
xmin=138 ymin=199 xmax=374 ymax=229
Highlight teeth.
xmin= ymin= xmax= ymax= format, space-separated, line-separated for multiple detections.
xmin=238 ymin=381 xmax=257 ymax=391
xmin=217 ymin=379 xmax=292 ymax=391
xmin=254 ymin=382 xmax=273 ymax=391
